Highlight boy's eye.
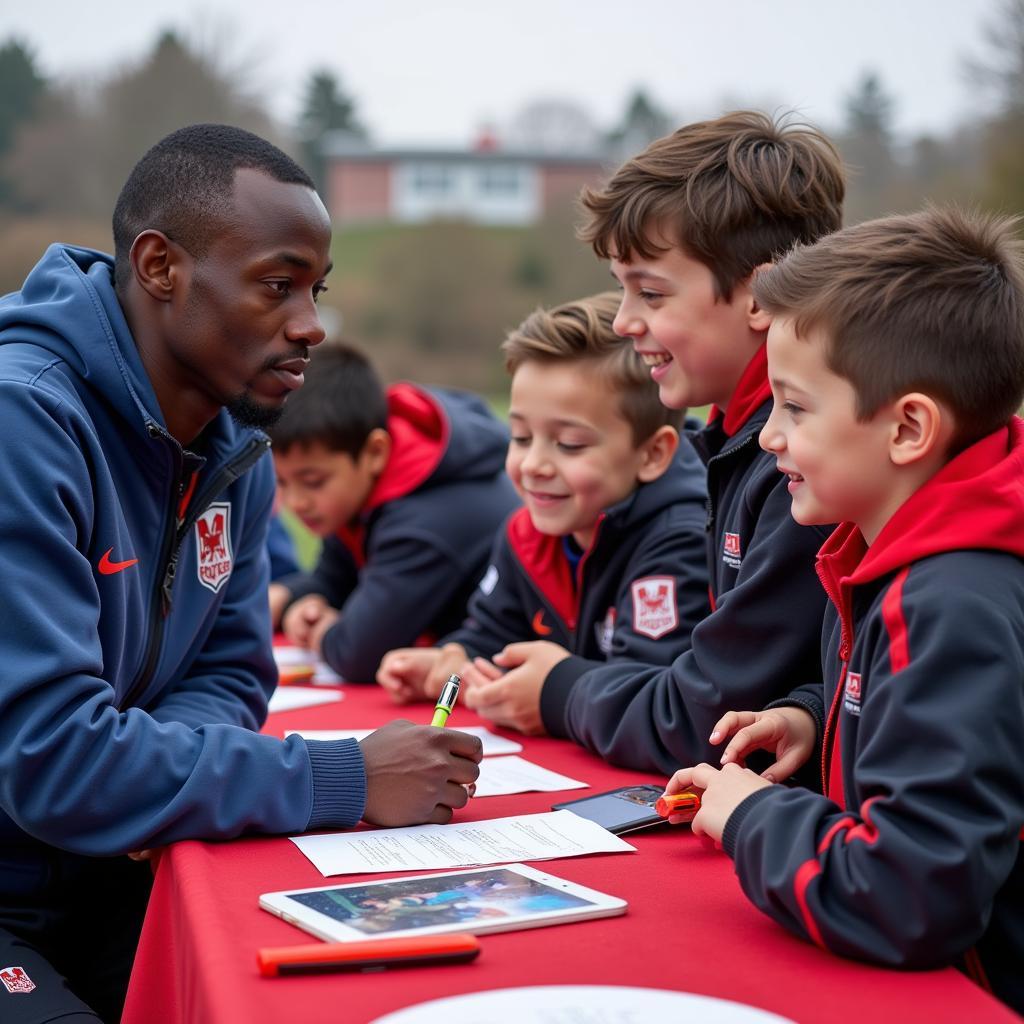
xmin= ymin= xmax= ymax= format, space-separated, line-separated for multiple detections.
xmin=265 ymin=279 xmax=291 ymax=297
xmin=313 ymin=283 xmax=329 ymax=303
xmin=510 ymin=435 xmax=530 ymax=447
xmin=638 ymin=289 xmax=662 ymax=303
xmin=556 ymin=442 xmax=587 ymax=453
xmin=781 ymin=401 xmax=804 ymax=417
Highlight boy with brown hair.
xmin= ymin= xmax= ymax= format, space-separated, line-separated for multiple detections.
xmin=461 ymin=112 xmax=846 ymax=770
xmin=665 ymin=207 xmax=1024 ymax=1014
xmin=377 ymin=291 xmax=710 ymax=722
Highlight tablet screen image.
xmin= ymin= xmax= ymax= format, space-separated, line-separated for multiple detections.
xmin=259 ymin=864 xmax=626 ymax=943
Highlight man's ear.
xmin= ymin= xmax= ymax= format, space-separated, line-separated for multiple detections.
xmin=636 ymin=424 xmax=680 ymax=483
xmin=360 ymin=427 xmax=392 ymax=476
xmin=129 ymin=230 xmax=186 ymax=304
xmin=743 ymin=262 xmax=773 ymax=332
xmin=888 ymin=392 xmax=952 ymax=467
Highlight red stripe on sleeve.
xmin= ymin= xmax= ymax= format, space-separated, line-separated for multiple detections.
xmin=793 ymin=859 xmax=826 ymax=948
xmin=816 ymin=816 xmax=856 ymax=855
xmin=881 ymin=567 xmax=911 ymax=673
xmin=843 ymin=796 xmax=883 ymax=847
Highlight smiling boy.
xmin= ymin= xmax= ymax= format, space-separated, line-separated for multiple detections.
xmin=377 ymin=292 xmax=709 ymax=720
xmin=463 ymin=113 xmax=846 ymax=767
xmin=666 ymin=208 xmax=1024 ymax=1015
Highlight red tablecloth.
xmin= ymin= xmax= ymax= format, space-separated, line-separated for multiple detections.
xmin=123 ymin=685 xmax=1017 ymax=1023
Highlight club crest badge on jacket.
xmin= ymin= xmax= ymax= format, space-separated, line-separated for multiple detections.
xmin=196 ymin=502 xmax=234 ymax=593
xmin=631 ymin=576 xmax=678 ymax=639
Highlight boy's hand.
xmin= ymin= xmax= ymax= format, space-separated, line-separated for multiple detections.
xmin=423 ymin=643 xmax=471 ymax=700
xmin=462 ymin=641 xmax=569 ymax=735
xmin=458 ymin=655 xmax=503 ymax=693
xmin=307 ymin=606 xmax=340 ymax=655
xmin=377 ymin=647 xmax=443 ymax=704
xmin=710 ymin=707 xmax=816 ymax=783
xmin=282 ymin=594 xmax=332 ymax=648
xmin=360 ymin=720 xmax=483 ymax=826
xmin=665 ymin=763 xmax=772 ymax=845
xmin=268 ymin=582 xmax=292 ymax=631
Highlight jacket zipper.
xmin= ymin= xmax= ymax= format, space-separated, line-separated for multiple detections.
xmin=120 ymin=432 xmax=270 ymax=710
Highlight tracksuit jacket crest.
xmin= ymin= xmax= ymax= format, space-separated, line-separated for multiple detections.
xmin=443 ymin=443 xmax=709 ymax=666
xmin=540 ymin=346 xmax=832 ymax=773
xmin=0 ymin=246 xmax=365 ymax=895
xmin=278 ymin=383 xmax=519 ymax=681
xmin=724 ymin=421 xmax=1024 ymax=1015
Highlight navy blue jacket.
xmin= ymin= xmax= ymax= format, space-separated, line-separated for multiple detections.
xmin=279 ymin=383 xmax=519 ymax=681
xmin=540 ymin=348 xmax=831 ymax=773
xmin=0 ymin=246 xmax=365 ymax=896
xmin=725 ymin=423 xmax=1024 ymax=1015
xmin=444 ymin=445 xmax=709 ymax=667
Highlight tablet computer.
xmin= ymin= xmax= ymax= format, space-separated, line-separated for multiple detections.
xmin=551 ymin=784 xmax=667 ymax=835
xmin=259 ymin=863 xmax=626 ymax=943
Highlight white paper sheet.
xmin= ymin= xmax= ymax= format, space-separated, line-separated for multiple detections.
xmin=267 ymin=686 xmax=344 ymax=714
xmin=473 ymin=756 xmax=587 ymax=797
xmin=291 ymin=810 xmax=634 ymax=876
xmin=286 ymin=725 xmax=523 ymax=756
xmin=370 ymin=986 xmax=796 ymax=1024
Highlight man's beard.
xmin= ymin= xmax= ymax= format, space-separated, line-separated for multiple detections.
xmin=226 ymin=391 xmax=284 ymax=430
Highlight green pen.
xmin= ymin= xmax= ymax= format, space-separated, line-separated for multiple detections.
xmin=430 ymin=674 xmax=461 ymax=727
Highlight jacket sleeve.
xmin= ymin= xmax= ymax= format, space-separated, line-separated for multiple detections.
xmin=0 ymin=389 xmax=364 ymax=856
xmin=723 ymin=565 xmax=1024 ymax=969
xmin=540 ymin=477 xmax=828 ymax=773
xmin=276 ymin=534 xmax=360 ymax=608
xmin=317 ymin=525 xmax=467 ymax=681
xmin=441 ymin=531 xmax=532 ymax=660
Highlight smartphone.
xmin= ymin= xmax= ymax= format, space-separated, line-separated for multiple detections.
xmin=552 ymin=784 xmax=667 ymax=835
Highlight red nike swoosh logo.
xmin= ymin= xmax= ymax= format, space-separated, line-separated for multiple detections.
xmin=531 ymin=609 xmax=553 ymax=636
xmin=98 ymin=548 xmax=139 ymax=575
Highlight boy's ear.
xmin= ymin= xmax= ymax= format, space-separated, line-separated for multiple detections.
xmin=130 ymin=230 xmax=188 ymax=303
xmin=742 ymin=262 xmax=773 ymax=333
xmin=636 ymin=425 xmax=680 ymax=483
xmin=360 ymin=427 xmax=392 ymax=475
xmin=888 ymin=393 xmax=953 ymax=467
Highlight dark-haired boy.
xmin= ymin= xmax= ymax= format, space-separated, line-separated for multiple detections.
xmin=378 ymin=292 xmax=709 ymax=723
xmin=271 ymin=342 xmax=519 ymax=682
xmin=0 ymin=125 xmax=481 ymax=1022
xmin=466 ymin=113 xmax=846 ymax=769
xmin=666 ymin=207 xmax=1024 ymax=1015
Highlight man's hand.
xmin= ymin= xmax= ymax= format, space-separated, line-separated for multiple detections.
xmin=665 ymin=762 xmax=772 ymax=844
xmin=359 ymin=720 xmax=483 ymax=826
xmin=282 ymin=594 xmax=333 ymax=648
xmin=461 ymin=640 xmax=569 ymax=735
xmin=710 ymin=707 xmax=816 ymax=783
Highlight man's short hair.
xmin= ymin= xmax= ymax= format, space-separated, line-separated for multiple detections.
xmin=112 ymin=123 xmax=315 ymax=291
xmin=502 ymin=291 xmax=684 ymax=445
xmin=753 ymin=206 xmax=1024 ymax=453
xmin=267 ymin=342 xmax=388 ymax=457
xmin=580 ymin=110 xmax=845 ymax=300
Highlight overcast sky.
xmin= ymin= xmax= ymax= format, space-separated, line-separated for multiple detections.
xmin=6 ymin=1 xmax=996 ymax=145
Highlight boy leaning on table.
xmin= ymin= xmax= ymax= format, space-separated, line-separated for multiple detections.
xmin=269 ymin=341 xmax=519 ymax=681
xmin=451 ymin=112 xmax=846 ymax=773
xmin=377 ymin=291 xmax=711 ymax=726
xmin=666 ymin=207 xmax=1024 ymax=1016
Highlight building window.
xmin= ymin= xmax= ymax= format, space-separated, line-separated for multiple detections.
xmin=409 ymin=164 xmax=453 ymax=195
xmin=478 ymin=165 xmax=522 ymax=195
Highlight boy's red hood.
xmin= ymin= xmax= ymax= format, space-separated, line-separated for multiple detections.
xmin=818 ymin=418 xmax=1024 ymax=600
xmin=363 ymin=383 xmax=450 ymax=512
xmin=707 ymin=344 xmax=773 ymax=437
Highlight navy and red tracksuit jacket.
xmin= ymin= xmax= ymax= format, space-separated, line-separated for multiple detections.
xmin=278 ymin=383 xmax=519 ymax=681
xmin=540 ymin=345 xmax=832 ymax=773
xmin=724 ymin=421 xmax=1024 ymax=1015
xmin=442 ymin=443 xmax=709 ymax=666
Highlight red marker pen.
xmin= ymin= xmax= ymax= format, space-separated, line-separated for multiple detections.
xmin=258 ymin=933 xmax=481 ymax=976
